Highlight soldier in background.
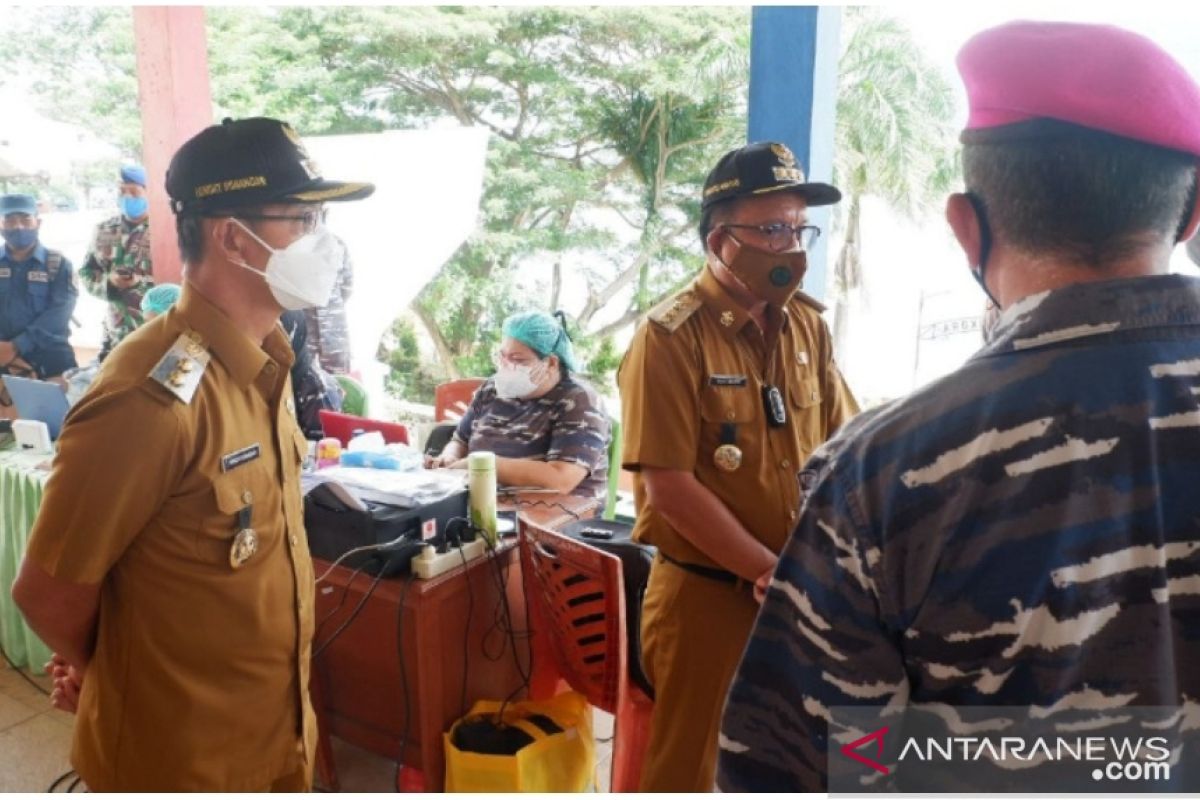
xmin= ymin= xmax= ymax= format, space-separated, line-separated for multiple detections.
xmin=79 ymin=165 xmax=154 ymax=360
xmin=719 ymin=21 xmax=1200 ymax=791
xmin=302 ymin=237 xmax=353 ymax=374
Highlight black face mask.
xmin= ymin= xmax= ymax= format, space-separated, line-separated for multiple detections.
xmin=964 ymin=191 xmax=1001 ymax=308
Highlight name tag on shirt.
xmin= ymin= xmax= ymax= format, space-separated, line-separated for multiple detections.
xmin=0 ymin=268 xmax=9 ymax=280
xmin=221 ymin=443 xmax=262 ymax=472
xmin=26 ymin=270 xmax=49 ymax=283
xmin=709 ymin=374 xmax=748 ymax=387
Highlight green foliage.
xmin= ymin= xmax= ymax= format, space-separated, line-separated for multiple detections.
xmin=379 ymin=315 xmax=441 ymax=405
xmin=9 ymin=6 xmax=960 ymax=403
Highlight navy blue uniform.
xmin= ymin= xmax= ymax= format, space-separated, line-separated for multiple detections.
xmin=0 ymin=244 xmax=78 ymax=377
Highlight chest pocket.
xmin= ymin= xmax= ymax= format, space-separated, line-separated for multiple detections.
xmin=193 ymin=463 xmax=281 ymax=567
xmin=790 ymin=377 xmax=824 ymax=453
xmin=25 ymin=271 xmax=50 ymax=313
xmin=697 ymin=384 xmax=760 ymax=470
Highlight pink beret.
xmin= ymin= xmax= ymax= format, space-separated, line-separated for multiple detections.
xmin=958 ymin=21 xmax=1200 ymax=157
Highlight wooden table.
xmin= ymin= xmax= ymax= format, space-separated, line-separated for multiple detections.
xmin=311 ymin=491 xmax=597 ymax=791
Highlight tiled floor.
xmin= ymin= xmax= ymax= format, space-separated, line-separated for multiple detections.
xmin=0 ymin=663 xmax=74 ymax=793
xmin=0 ymin=662 xmax=616 ymax=793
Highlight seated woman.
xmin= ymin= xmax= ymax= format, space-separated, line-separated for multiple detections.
xmin=425 ymin=311 xmax=611 ymax=498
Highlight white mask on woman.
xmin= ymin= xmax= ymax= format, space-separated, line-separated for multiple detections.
xmin=230 ymin=219 xmax=343 ymax=310
xmin=494 ymin=361 xmax=547 ymax=399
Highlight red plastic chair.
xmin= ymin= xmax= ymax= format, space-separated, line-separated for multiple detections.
xmin=318 ymin=409 xmax=410 ymax=446
xmin=434 ymin=378 xmax=485 ymax=422
xmin=519 ymin=516 xmax=653 ymax=792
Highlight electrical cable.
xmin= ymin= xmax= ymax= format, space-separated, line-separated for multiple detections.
xmin=314 ymin=561 xmax=369 ymax=635
xmin=47 ymin=769 xmax=75 ymax=792
xmin=0 ymin=641 xmax=51 ymax=696
xmin=479 ymin=534 xmax=533 ymax=725
xmin=66 ymin=775 xmax=82 ymax=792
xmin=508 ymin=497 xmax=584 ymax=522
xmin=313 ymin=568 xmax=386 ymax=659
xmin=456 ymin=538 xmax=473 ymax=718
xmin=314 ymin=533 xmax=415 ymax=584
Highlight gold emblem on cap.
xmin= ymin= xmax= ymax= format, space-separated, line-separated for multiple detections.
xmin=770 ymin=143 xmax=797 ymax=168
xmin=230 ymin=528 xmax=259 ymax=569
xmin=720 ymin=310 xmax=735 ymax=327
xmin=714 ymin=444 xmax=743 ymax=472
xmin=281 ymin=123 xmax=320 ymax=179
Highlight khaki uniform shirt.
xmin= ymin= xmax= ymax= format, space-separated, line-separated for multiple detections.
xmin=618 ymin=265 xmax=859 ymax=568
xmin=25 ymin=284 xmax=316 ymax=791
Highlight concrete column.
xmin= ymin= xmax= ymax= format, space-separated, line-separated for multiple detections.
xmin=748 ymin=6 xmax=841 ymax=302
xmin=132 ymin=6 xmax=214 ymax=283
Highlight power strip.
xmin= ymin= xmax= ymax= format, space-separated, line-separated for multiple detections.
xmin=412 ymin=538 xmax=487 ymax=579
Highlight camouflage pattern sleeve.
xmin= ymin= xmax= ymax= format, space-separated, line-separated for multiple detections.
xmin=717 ymin=435 xmax=908 ymax=792
xmin=79 ymin=219 xmax=115 ymax=300
xmin=452 ymin=380 xmax=490 ymax=446
xmin=544 ymin=382 xmax=610 ymax=475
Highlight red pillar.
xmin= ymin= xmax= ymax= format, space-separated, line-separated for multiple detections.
xmin=132 ymin=6 xmax=213 ymax=284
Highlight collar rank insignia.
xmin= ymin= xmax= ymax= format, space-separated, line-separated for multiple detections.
xmin=149 ymin=333 xmax=211 ymax=404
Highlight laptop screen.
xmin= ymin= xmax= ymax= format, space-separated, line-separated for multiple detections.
xmin=1 ymin=375 xmax=70 ymax=440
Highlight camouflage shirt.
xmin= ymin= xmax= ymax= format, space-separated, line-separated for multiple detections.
xmin=79 ymin=215 xmax=154 ymax=354
xmin=718 ymin=274 xmax=1200 ymax=791
xmin=302 ymin=238 xmax=353 ymax=374
xmin=453 ymin=375 xmax=611 ymax=499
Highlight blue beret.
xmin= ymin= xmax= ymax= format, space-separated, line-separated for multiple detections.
xmin=120 ymin=164 xmax=147 ymax=187
xmin=0 ymin=194 xmax=38 ymax=217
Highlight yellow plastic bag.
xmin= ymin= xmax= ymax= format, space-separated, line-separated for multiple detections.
xmin=444 ymin=691 xmax=595 ymax=792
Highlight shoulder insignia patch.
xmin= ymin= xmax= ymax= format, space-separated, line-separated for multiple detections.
xmin=794 ymin=289 xmax=827 ymax=314
xmin=148 ymin=332 xmax=210 ymax=404
xmin=649 ymin=290 xmax=702 ymax=333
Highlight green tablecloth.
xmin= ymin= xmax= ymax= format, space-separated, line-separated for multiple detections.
xmin=0 ymin=442 xmax=52 ymax=672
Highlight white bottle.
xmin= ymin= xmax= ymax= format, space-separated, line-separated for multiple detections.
xmin=468 ymin=451 xmax=499 ymax=544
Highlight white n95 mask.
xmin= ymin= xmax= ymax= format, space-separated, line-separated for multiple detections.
xmin=230 ymin=219 xmax=343 ymax=311
xmin=494 ymin=362 xmax=546 ymax=399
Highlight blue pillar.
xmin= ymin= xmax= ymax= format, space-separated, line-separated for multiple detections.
xmin=749 ymin=6 xmax=841 ymax=303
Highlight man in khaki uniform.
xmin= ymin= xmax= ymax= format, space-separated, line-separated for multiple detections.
xmin=618 ymin=141 xmax=859 ymax=791
xmin=12 ymin=117 xmax=374 ymax=791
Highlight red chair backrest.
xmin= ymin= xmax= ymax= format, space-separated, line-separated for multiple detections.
xmin=519 ymin=516 xmax=628 ymax=713
xmin=318 ymin=409 xmax=410 ymax=447
xmin=434 ymin=378 xmax=485 ymax=422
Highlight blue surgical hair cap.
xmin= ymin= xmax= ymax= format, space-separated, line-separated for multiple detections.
xmin=501 ymin=310 xmax=579 ymax=372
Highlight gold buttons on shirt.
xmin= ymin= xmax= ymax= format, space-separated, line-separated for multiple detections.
xmin=264 ymin=363 xmax=277 ymax=375
xmin=780 ymin=458 xmax=791 ymax=469
xmin=242 ymin=490 xmax=253 ymax=504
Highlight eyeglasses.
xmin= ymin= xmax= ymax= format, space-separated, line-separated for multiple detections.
xmin=491 ymin=347 xmax=544 ymax=368
xmin=722 ymin=222 xmax=821 ymax=252
xmin=213 ymin=207 xmax=328 ymax=234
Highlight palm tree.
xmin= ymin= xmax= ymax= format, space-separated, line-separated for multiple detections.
xmin=830 ymin=7 xmax=959 ymax=367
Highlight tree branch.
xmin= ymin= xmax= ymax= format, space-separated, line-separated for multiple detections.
xmin=412 ymin=301 xmax=461 ymax=380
